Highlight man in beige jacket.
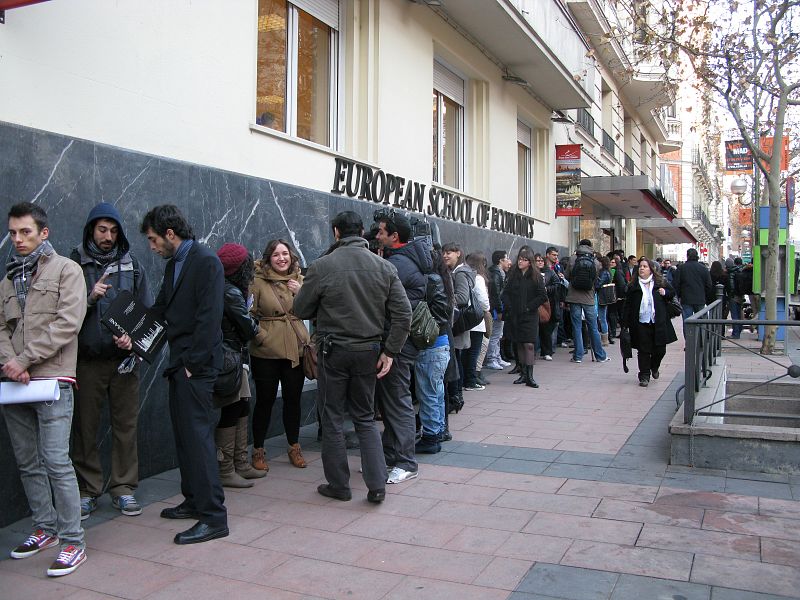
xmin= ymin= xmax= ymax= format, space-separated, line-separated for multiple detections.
xmin=0 ymin=202 xmax=88 ymax=577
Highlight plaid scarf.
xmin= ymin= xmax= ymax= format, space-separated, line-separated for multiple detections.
xmin=85 ymin=238 xmax=120 ymax=267
xmin=5 ymin=240 xmax=54 ymax=311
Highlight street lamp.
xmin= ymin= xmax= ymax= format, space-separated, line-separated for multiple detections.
xmin=731 ymin=177 xmax=751 ymax=205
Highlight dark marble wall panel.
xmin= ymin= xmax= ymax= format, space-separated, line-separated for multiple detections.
xmin=0 ymin=121 xmax=566 ymax=526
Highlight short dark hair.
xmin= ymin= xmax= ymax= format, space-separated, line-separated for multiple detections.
xmin=491 ymin=250 xmax=507 ymax=265
xmin=545 ymin=246 xmax=558 ymax=255
xmin=579 ymin=239 xmax=592 ymax=248
xmin=734 ymin=257 xmax=743 ymax=266
xmin=8 ymin=202 xmax=48 ymax=231
xmin=628 ymin=255 xmax=636 ymax=262
xmin=140 ymin=205 xmax=194 ymax=240
xmin=441 ymin=242 xmax=464 ymax=265
xmin=378 ymin=212 xmax=411 ymax=243
xmin=331 ymin=211 xmax=363 ymax=237
xmin=687 ymin=248 xmax=699 ymax=261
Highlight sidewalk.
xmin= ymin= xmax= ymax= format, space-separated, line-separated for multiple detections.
xmin=2 ymin=323 xmax=800 ymax=599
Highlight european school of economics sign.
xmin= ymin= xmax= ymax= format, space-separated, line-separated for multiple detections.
xmin=331 ymin=157 xmax=535 ymax=238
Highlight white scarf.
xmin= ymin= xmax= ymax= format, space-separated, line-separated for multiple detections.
xmin=638 ymin=275 xmax=655 ymax=323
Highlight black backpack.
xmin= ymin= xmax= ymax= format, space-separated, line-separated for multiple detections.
xmin=570 ymin=253 xmax=596 ymax=291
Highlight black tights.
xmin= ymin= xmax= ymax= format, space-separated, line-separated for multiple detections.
xmin=517 ymin=342 xmax=536 ymax=366
xmin=251 ymin=356 xmax=305 ymax=447
xmin=218 ymin=399 xmax=249 ymax=428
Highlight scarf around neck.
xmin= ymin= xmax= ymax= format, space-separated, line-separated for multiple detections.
xmin=638 ymin=275 xmax=655 ymax=324
xmin=5 ymin=240 xmax=55 ymax=311
xmin=86 ymin=238 xmax=120 ymax=267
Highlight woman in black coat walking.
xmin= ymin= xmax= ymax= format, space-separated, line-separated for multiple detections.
xmin=502 ymin=248 xmax=548 ymax=388
xmin=622 ymin=257 xmax=678 ymax=387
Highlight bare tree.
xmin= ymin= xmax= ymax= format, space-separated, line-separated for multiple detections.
xmin=613 ymin=0 xmax=799 ymax=353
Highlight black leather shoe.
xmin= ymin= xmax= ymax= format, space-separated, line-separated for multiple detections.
xmin=173 ymin=522 xmax=229 ymax=545
xmin=317 ymin=484 xmax=352 ymax=501
xmin=160 ymin=505 xmax=200 ymax=520
xmin=367 ymin=489 xmax=386 ymax=504
xmin=652 ymin=370 xmax=660 ymax=380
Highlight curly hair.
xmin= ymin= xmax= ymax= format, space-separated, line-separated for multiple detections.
xmin=261 ymin=239 xmax=301 ymax=274
xmin=227 ymin=255 xmax=255 ymax=295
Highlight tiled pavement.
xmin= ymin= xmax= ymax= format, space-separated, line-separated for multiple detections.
xmin=2 ymin=323 xmax=800 ymax=599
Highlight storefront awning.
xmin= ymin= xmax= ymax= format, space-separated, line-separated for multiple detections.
xmin=580 ymin=175 xmax=678 ymax=221
xmin=0 ymin=1 xmax=51 ymax=9
xmin=639 ymin=218 xmax=699 ymax=245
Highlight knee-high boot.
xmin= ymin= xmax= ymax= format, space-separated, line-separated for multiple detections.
xmin=234 ymin=417 xmax=266 ymax=479
xmin=525 ymin=364 xmax=539 ymax=388
xmin=215 ymin=427 xmax=254 ymax=488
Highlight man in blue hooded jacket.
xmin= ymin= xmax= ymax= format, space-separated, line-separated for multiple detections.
xmin=70 ymin=202 xmax=151 ymax=519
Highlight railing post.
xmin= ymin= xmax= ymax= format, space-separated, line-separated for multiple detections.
xmin=684 ymin=319 xmax=697 ymax=424
xmin=715 ymin=284 xmax=724 ymax=360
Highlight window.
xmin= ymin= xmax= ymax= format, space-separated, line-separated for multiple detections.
xmin=433 ymin=61 xmax=464 ymax=189
xmin=517 ymin=121 xmax=532 ymax=213
xmin=256 ymin=0 xmax=338 ymax=147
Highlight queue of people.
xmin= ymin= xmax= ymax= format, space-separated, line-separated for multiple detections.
xmin=2 ymin=198 xmax=730 ymax=579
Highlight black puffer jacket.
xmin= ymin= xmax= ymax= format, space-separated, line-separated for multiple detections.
xmin=487 ymin=264 xmax=505 ymax=313
xmin=384 ymin=237 xmax=433 ymax=309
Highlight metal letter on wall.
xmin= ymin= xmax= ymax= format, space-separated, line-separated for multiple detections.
xmin=555 ymin=144 xmax=582 ymax=217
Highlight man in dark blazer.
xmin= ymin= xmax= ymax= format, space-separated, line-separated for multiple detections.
xmin=118 ymin=205 xmax=227 ymax=544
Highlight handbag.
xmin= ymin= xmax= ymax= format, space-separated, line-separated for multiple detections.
xmin=452 ymin=274 xmax=483 ymax=335
xmin=268 ymin=283 xmax=318 ymax=380
xmin=214 ymin=342 xmax=242 ymax=397
xmin=538 ymin=299 xmax=552 ymax=323
xmin=597 ymin=283 xmax=617 ymax=306
xmin=667 ymin=296 xmax=682 ymax=319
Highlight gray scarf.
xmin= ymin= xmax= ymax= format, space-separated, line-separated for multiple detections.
xmin=5 ymin=240 xmax=55 ymax=311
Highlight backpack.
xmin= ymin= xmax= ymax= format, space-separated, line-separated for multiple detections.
xmin=409 ymin=272 xmax=449 ymax=350
xmin=735 ymin=269 xmax=753 ymax=296
xmin=570 ymin=253 xmax=597 ymax=291
xmin=452 ymin=272 xmax=483 ymax=335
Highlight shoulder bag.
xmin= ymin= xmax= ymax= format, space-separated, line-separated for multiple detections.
xmin=214 ymin=342 xmax=243 ymax=398
xmin=667 ymin=296 xmax=683 ymax=319
xmin=452 ymin=273 xmax=483 ymax=336
xmin=538 ymin=299 xmax=552 ymax=323
xmin=597 ymin=283 xmax=617 ymax=306
xmin=268 ymin=283 xmax=318 ymax=380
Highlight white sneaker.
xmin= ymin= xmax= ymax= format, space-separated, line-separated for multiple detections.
xmin=386 ymin=467 xmax=419 ymax=484
xmin=483 ymin=361 xmax=503 ymax=370
xmin=543 ymin=355 xmax=553 ymax=361
xmin=498 ymin=359 xmax=512 ymax=368
xmin=597 ymin=356 xmax=611 ymax=363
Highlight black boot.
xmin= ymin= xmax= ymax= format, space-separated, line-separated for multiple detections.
xmin=513 ymin=370 xmax=526 ymax=384
xmin=447 ymin=391 xmax=464 ymax=414
xmin=415 ymin=434 xmax=442 ymax=454
xmin=509 ymin=363 xmax=521 ymax=375
xmin=525 ymin=365 xmax=539 ymax=388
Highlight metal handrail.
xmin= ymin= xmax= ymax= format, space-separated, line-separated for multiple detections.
xmin=683 ymin=287 xmax=800 ymax=424
xmin=576 ymin=108 xmax=595 ymax=139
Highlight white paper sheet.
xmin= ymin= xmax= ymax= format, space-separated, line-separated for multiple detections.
xmin=0 ymin=380 xmax=61 ymax=404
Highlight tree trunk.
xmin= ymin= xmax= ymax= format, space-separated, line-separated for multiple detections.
xmin=760 ymin=174 xmax=782 ymax=355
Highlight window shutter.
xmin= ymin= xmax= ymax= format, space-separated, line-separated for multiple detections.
xmin=291 ymin=0 xmax=338 ymax=29
xmin=434 ymin=60 xmax=464 ymax=106
xmin=517 ymin=121 xmax=531 ymax=148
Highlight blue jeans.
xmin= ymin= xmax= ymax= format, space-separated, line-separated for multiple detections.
xmin=681 ymin=303 xmax=705 ymax=321
xmin=598 ymin=304 xmax=609 ymax=334
xmin=415 ymin=344 xmax=450 ymax=437
xmin=3 ymin=384 xmax=84 ymax=548
xmin=730 ymin=299 xmax=743 ymax=337
xmin=570 ymin=303 xmax=607 ymax=361
xmin=485 ymin=318 xmax=504 ymax=365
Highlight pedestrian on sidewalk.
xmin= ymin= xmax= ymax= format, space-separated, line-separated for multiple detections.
xmin=501 ymin=248 xmax=547 ymax=388
xmin=622 ymin=257 xmax=677 ymax=387
xmin=484 ymin=250 xmax=511 ymax=370
xmin=249 ymin=239 xmax=311 ymax=473
xmin=463 ymin=252 xmax=490 ymax=391
xmin=2 ymin=202 xmax=88 ymax=576
xmin=132 ymin=205 xmax=229 ymax=545
xmin=213 ymin=244 xmax=262 ymax=488
xmin=70 ymin=202 xmax=151 ymax=521
xmin=536 ymin=253 xmax=559 ymax=361
xmin=565 ymin=239 xmax=609 ymax=364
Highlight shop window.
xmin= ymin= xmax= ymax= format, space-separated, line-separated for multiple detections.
xmin=433 ymin=61 xmax=464 ymax=189
xmin=256 ymin=0 xmax=338 ymax=147
xmin=517 ymin=121 xmax=532 ymax=213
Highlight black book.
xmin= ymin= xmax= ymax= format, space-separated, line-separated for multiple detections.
xmin=101 ymin=290 xmax=167 ymax=363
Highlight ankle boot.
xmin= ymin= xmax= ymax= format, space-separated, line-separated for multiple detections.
xmin=509 ymin=363 xmax=521 ymax=375
xmin=234 ymin=417 xmax=266 ymax=479
xmin=525 ymin=365 xmax=539 ymax=388
xmin=215 ymin=427 xmax=254 ymax=488
xmin=287 ymin=443 xmax=307 ymax=468
xmin=513 ymin=365 xmax=526 ymax=384
xmin=601 ymin=333 xmax=609 ymax=346
xmin=415 ymin=434 xmax=441 ymax=454
xmin=252 ymin=447 xmax=269 ymax=472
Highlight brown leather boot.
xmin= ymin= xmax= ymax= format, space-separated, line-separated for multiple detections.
xmin=251 ymin=447 xmax=269 ymax=472
xmin=234 ymin=417 xmax=266 ymax=479
xmin=287 ymin=443 xmax=307 ymax=468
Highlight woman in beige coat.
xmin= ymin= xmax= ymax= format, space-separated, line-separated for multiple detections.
xmin=249 ymin=239 xmax=310 ymax=471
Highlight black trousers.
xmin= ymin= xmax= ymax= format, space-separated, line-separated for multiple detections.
xmin=251 ymin=356 xmax=305 ymax=447
xmin=539 ymin=319 xmax=556 ymax=356
xmin=168 ymin=370 xmax=227 ymax=526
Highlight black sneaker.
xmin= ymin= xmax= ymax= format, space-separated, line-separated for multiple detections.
xmin=652 ymin=370 xmax=660 ymax=380
xmin=367 ymin=489 xmax=386 ymax=504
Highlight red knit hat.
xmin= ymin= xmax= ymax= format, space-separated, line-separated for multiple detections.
xmin=216 ymin=243 xmax=249 ymax=276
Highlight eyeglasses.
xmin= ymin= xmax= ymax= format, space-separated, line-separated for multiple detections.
xmin=535 ymin=258 xmax=545 ymax=262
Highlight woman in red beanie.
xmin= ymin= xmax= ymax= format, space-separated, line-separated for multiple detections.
xmin=249 ymin=239 xmax=310 ymax=471
xmin=213 ymin=243 xmax=264 ymax=487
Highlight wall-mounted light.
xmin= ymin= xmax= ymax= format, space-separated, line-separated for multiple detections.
xmin=502 ymin=74 xmax=530 ymax=87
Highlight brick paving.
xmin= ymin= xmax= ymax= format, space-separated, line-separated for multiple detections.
xmin=2 ymin=322 xmax=800 ymax=599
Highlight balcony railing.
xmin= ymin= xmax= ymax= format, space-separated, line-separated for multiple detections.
xmin=624 ymin=153 xmax=635 ymax=174
xmin=692 ymin=205 xmax=714 ymax=237
xmin=602 ymin=129 xmax=616 ymax=157
xmin=576 ymin=108 xmax=595 ymax=139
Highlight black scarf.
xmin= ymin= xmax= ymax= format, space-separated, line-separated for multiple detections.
xmin=85 ymin=238 xmax=120 ymax=267
xmin=5 ymin=240 xmax=55 ymax=311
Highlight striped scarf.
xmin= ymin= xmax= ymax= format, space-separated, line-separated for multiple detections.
xmin=5 ymin=240 xmax=54 ymax=311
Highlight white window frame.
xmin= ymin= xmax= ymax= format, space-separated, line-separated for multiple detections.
xmin=256 ymin=0 xmax=339 ymax=148
xmin=433 ymin=60 xmax=465 ymax=190
xmin=517 ymin=120 xmax=532 ymax=214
